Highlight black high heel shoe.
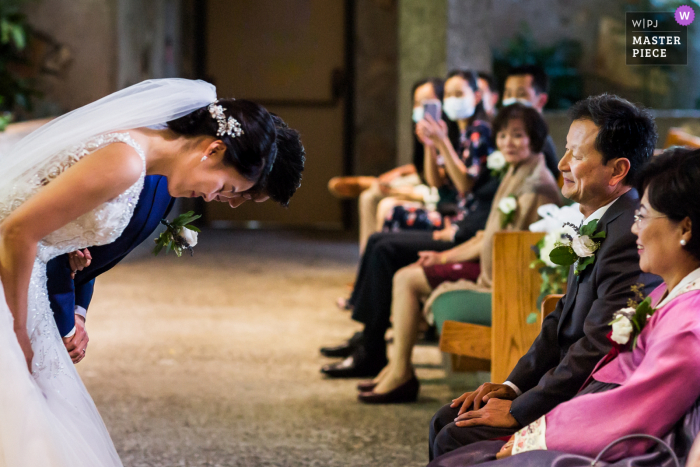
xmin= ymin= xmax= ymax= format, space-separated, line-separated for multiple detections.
xmin=357 ymin=375 xmax=419 ymax=404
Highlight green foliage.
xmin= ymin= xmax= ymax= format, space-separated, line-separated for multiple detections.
xmin=549 ymin=245 xmax=578 ymax=266
xmin=0 ymin=0 xmax=38 ymax=130
xmin=530 ymin=235 xmax=570 ymax=321
xmin=492 ymin=23 xmax=584 ymax=109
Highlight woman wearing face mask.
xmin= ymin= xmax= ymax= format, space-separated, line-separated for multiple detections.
xmin=356 ymin=105 xmax=561 ymax=403
xmin=0 ymin=78 xmax=304 ymax=466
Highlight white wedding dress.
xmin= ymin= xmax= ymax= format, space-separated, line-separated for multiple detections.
xmin=0 ymin=133 xmax=147 ymax=467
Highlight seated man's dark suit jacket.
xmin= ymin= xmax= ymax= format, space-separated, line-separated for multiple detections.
xmin=47 ymin=175 xmax=174 ymax=337
xmin=429 ymin=188 xmax=662 ymax=458
xmin=507 ymin=189 xmax=661 ymax=425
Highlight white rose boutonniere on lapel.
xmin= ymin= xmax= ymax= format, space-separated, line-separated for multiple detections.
xmin=549 ymin=219 xmax=606 ymax=277
xmin=153 ymin=211 xmax=202 ymax=257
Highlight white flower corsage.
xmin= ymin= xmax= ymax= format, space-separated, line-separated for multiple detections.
xmin=498 ymin=194 xmax=517 ymax=228
xmin=609 ymin=284 xmax=655 ymax=349
xmin=549 ymin=219 xmax=606 ymax=277
xmin=153 ymin=211 xmax=202 ymax=257
xmin=486 ymin=150 xmax=508 ymax=178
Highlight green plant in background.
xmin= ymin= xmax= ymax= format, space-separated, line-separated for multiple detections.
xmin=492 ymin=23 xmax=584 ymax=110
xmin=0 ymin=0 xmax=37 ymax=130
xmin=527 ymin=236 xmax=570 ymax=324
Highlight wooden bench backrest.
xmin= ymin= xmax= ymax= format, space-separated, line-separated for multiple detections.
xmin=490 ymin=231 xmax=545 ymax=383
xmin=664 ymin=127 xmax=700 ymax=149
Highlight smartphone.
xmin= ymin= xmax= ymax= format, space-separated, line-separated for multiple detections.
xmin=423 ymin=99 xmax=441 ymax=121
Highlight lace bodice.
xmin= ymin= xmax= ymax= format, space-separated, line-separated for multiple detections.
xmin=0 ymin=132 xmax=146 ymax=263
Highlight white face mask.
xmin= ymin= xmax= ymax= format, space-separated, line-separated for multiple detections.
xmin=502 ymin=97 xmax=533 ymax=107
xmin=412 ymin=106 xmax=425 ymax=123
xmin=443 ymin=96 xmax=475 ymax=121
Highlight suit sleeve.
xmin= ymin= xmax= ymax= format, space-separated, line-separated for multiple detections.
xmin=46 ymin=255 xmax=77 ymax=337
xmin=508 ymin=225 xmax=649 ymax=426
xmin=75 ymin=279 xmax=95 ymax=311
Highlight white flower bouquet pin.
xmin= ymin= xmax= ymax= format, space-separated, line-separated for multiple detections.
xmin=610 ymin=284 xmax=655 ymax=349
xmin=549 ymin=219 xmax=606 ymax=277
xmin=486 ymin=150 xmax=508 ymax=178
xmin=498 ymin=194 xmax=518 ymax=228
xmin=153 ymin=211 xmax=201 ymax=257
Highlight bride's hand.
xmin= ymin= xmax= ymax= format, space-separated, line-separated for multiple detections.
xmin=16 ymin=330 xmax=33 ymax=372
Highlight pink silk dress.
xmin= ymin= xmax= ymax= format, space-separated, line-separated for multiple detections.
xmin=513 ymin=271 xmax=700 ymax=461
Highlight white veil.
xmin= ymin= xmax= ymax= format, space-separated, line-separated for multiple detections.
xmin=0 ymin=78 xmax=217 ymax=193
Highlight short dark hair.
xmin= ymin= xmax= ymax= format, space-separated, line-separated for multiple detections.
xmin=447 ymin=69 xmax=479 ymax=92
xmin=569 ymin=94 xmax=657 ymax=184
xmin=636 ymin=147 xmax=700 ymax=261
xmin=507 ymin=65 xmax=548 ymax=94
xmin=412 ymin=77 xmax=444 ymax=102
xmin=477 ymin=72 xmax=498 ymax=93
xmin=492 ymin=103 xmax=548 ymax=154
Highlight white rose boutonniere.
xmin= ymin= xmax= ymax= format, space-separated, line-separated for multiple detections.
xmin=549 ymin=219 xmax=606 ymax=277
xmin=487 ymin=150 xmax=508 ymax=178
xmin=153 ymin=211 xmax=202 ymax=257
xmin=498 ymin=195 xmax=517 ymax=228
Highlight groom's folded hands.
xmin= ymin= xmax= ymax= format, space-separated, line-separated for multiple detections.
xmin=68 ymin=249 xmax=92 ymax=278
xmin=62 ymin=315 xmax=89 ymax=364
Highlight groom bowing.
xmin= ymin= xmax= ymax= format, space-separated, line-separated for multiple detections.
xmin=428 ymin=94 xmax=662 ymax=460
xmin=48 ymin=174 xmax=269 ymax=363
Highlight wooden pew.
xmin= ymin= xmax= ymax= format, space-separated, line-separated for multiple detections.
xmin=439 ymin=231 xmax=553 ymax=381
xmin=663 ymin=127 xmax=700 ymax=149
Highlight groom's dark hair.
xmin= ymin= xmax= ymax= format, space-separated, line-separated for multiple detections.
xmin=167 ymin=99 xmax=304 ymax=206
xmin=569 ymin=94 xmax=657 ymax=184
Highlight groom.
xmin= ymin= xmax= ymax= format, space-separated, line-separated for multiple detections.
xmin=48 ymin=175 xmax=268 ymax=364
xmin=428 ymin=94 xmax=662 ymax=460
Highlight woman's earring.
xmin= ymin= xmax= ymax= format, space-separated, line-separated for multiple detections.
xmin=681 ymin=239 xmax=687 ymax=246
xmin=201 ymin=155 xmax=208 ymax=162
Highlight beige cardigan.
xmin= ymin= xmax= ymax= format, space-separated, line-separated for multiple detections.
xmin=424 ymin=153 xmax=561 ymax=317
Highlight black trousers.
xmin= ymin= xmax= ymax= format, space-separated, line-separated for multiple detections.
xmin=350 ymin=231 xmax=454 ymax=358
xmin=428 ymin=403 xmax=518 ymax=461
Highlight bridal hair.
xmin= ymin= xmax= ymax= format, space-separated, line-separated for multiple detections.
xmin=568 ymin=94 xmax=657 ymax=184
xmin=167 ymin=98 xmax=305 ymax=206
xmin=636 ymin=147 xmax=700 ymax=260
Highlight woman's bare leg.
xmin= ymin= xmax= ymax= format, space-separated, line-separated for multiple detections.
xmin=372 ymin=263 xmax=432 ymax=394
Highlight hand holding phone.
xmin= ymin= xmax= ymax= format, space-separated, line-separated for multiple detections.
xmin=423 ymin=99 xmax=442 ymax=122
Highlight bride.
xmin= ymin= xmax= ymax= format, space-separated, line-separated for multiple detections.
xmin=0 ymin=79 xmax=305 ymax=466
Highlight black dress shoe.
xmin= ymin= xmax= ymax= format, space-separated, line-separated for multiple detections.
xmin=357 ymin=375 xmax=420 ymax=404
xmin=320 ymin=331 xmax=363 ymax=358
xmin=320 ymin=346 xmax=387 ymax=378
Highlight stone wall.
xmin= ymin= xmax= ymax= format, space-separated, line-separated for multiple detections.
xmin=396 ymin=0 xmax=447 ymax=165
xmin=23 ymin=0 xmax=117 ymax=115
xmin=354 ymin=0 xmax=399 ymax=176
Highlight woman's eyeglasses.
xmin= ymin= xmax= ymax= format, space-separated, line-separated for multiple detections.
xmin=633 ymin=209 xmax=666 ymax=226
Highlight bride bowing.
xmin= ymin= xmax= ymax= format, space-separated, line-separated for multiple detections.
xmin=0 ymin=78 xmax=304 ymax=466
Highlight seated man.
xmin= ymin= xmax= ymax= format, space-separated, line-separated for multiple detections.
xmin=428 ymin=94 xmax=662 ymax=460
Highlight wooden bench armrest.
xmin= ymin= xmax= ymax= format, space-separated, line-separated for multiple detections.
xmin=541 ymin=294 xmax=564 ymax=323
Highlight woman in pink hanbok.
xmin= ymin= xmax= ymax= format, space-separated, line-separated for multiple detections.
xmin=428 ymin=147 xmax=700 ymax=466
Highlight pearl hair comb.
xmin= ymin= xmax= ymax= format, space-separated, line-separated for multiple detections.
xmin=208 ymin=103 xmax=244 ymax=138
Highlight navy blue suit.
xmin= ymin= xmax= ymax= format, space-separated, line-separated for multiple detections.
xmin=47 ymin=175 xmax=174 ymax=336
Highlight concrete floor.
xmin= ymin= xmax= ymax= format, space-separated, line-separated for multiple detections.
xmin=78 ymin=230 xmax=485 ymax=467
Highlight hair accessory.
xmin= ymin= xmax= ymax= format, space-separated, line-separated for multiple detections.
xmin=681 ymin=239 xmax=687 ymax=246
xmin=208 ymin=103 xmax=244 ymax=138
